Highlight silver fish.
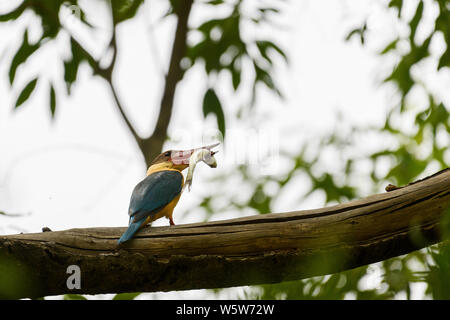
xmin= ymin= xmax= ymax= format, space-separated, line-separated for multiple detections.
xmin=184 ymin=148 xmax=218 ymax=192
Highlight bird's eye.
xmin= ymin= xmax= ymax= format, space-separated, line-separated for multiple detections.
xmin=164 ymin=151 xmax=171 ymax=157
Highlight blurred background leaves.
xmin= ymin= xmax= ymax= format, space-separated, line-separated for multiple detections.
xmin=0 ymin=0 xmax=449 ymax=300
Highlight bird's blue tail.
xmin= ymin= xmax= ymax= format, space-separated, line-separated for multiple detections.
xmin=118 ymin=217 xmax=145 ymax=244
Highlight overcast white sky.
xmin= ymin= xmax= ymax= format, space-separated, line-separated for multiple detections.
xmin=0 ymin=0 xmax=445 ymax=299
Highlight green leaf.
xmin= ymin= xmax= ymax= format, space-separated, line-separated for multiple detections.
xmin=49 ymin=83 xmax=56 ymax=118
xmin=309 ymin=173 xmax=356 ymax=204
xmin=64 ymin=37 xmax=96 ymax=94
xmin=384 ymin=59 xmax=414 ymax=96
xmin=384 ymin=33 xmax=431 ymax=96
xmin=0 ymin=1 xmax=28 ymax=22
xmin=15 ymin=77 xmax=38 ymax=108
xmin=254 ymin=62 xmax=282 ymax=97
xmin=258 ymin=7 xmax=280 ymax=14
xmin=409 ymin=1 xmax=423 ymax=45
xmin=248 ymin=185 xmax=271 ymax=214
xmin=256 ymin=40 xmax=288 ymax=64
xmin=198 ymin=18 xmax=222 ymax=35
xmin=111 ymin=0 xmax=145 ymax=24
xmin=112 ymin=292 xmax=142 ymax=300
xmin=9 ymin=29 xmax=40 ymax=85
xmin=345 ymin=22 xmax=367 ymax=44
xmin=385 ymin=147 xmax=428 ymax=186
xmin=64 ymin=52 xmax=80 ymax=94
xmin=64 ymin=294 xmax=87 ymax=300
xmin=231 ymin=66 xmax=241 ymax=90
xmin=388 ymin=0 xmax=403 ymax=18
xmin=203 ymin=88 xmax=226 ymax=138
xmin=438 ymin=47 xmax=450 ymax=70
xmin=206 ymin=0 xmax=224 ymax=5
xmin=380 ymin=38 xmax=399 ymax=55
xmin=28 ymin=0 xmax=63 ymax=40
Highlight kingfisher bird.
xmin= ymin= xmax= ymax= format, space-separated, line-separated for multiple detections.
xmin=118 ymin=143 xmax=219 ymax=244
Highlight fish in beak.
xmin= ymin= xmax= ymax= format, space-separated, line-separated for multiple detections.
xmin=171 ymin=142 xmax=220 ymax=166
xmin=176 ymin=143 xmax=220 ymax=191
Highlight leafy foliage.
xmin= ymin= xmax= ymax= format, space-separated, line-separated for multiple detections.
xmin=0 ymin=0 xmax=287 ymax=299
xmin=0 ymin=0 xmax=448 ymax=300
xmin=49 ymin=83 xmax=56 ymax=118
xmin=9 ymin=29 xmax=40 ymax=85
xmin=15 ymin=77 xmax=38 ymax=108
xmin=242 ymin=0 xmax=450 ymax=300
xmin=203 ymin=88 xmax=226 ymax=137
xmin=200 ymin=0 xmax=450 ymax=300
xmin=0 ymin=0 xmax=286 ymax=136
xmin=1 ymin=0 xmax=93 ymax=117
xmin=111 ymin=0 xmax=145 ymax=23
xmin=187 ymin=0 xmax=287 ymax=130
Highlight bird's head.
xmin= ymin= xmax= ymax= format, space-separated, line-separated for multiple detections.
xmin=148 ymin=143 xmax=219 ymax=173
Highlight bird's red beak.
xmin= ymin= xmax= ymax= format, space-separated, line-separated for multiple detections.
xmin=171 ymin=142 xmax=220 ymax=165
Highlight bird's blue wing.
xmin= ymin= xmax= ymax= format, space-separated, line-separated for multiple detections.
xmin=118 ymin=170 xmax=183 ymax=244
xmin=128 ymin=170 xmax=183 ymax=222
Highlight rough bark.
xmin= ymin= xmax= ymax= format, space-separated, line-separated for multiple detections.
xmin=0 ymin=168 xmax=449 ymax=299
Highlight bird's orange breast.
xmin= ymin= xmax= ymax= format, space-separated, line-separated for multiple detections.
xmin=143 ymin=193 xmax=182 ymax=226
xmin=140 ymin=167 xmax=184 ymax=227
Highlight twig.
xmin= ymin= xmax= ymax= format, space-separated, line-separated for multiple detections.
xmin=0 ymin=211 xmax=30 ymax=217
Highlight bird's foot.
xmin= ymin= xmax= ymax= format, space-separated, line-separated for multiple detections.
xmin=169 ymin=218 xmax=175 ymax=226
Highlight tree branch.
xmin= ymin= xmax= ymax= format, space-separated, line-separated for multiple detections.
xmin=102 ymin=9 xmax=143 ymax=152
xmin=60 ymin=5 xmax=143 ymax=156
xmin=66 ymin=1 xmax=194 ymax=165
xmin=60 ymin=1 xmax=195 ymax=165
xmin=0 ymin=169 xmax=449 ymax=299
xmin=103 ymin=28 xmax=143 ymax=148
xmin=105 ymin=77 xmax=143 ymax=149
xmin=139 ymin=0 xmax=194 ymax=165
